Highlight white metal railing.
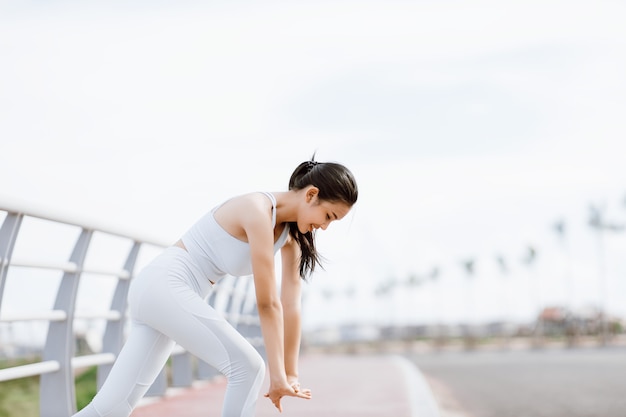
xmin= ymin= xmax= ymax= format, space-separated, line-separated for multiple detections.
xmin=0 ymin=199 xmax=264 ymax=417
xmin=5 ymin=256 xmax=133 ymax=279
xmin=0 ymin=360 xmax=60 ymax=382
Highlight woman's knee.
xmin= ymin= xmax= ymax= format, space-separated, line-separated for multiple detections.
xmin=245 ymin=348 xmax=266 ymax=376
xmin=230 ymin=347 xmax=265 ymax=381
xmin=250 ymin=350 xmax=265 ymax=377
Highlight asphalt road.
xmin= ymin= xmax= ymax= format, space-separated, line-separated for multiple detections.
xmin=409 ymin=347 xmax=626 ymax=417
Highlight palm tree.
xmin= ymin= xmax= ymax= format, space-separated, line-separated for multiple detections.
xmin=429 ymin=266 xmax=445 ymax=348
xmin=588 ymin=203 xmax=624 ymax=346
xmin=522 ymin=244 xmax=542 ymax=347
xmin=460 ymin=258 xmax=476 ymax=350
xmin=374 ymin=275 xmax=399 ymax=327
xmin=404 ymin=272 xmax=422 ymax=325
xmin=552 ymin=218 xmax=578 ymax=346
xmin=552 ymin=220 xmax=570 ymax=301
xmin=495 ymin=254 xmax=510 ymax=347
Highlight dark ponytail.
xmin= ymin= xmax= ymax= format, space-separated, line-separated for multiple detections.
xmin=287 ymin=155 xmax=358 ymax=279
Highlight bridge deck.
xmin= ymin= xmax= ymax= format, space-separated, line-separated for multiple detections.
xmin=129 ymin=353 xmax=437 ymax=417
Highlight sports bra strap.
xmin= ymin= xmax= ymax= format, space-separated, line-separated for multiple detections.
xmin=260 ymin=192 xmax=277 ymax=227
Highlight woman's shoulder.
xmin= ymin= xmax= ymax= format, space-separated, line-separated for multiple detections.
xmin=215 ymin=192 xmax=274 ymax=223
xmin=225 ymin=192 xmax=272 ymax=209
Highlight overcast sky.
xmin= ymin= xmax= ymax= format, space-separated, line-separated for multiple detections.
xmin=1 ymin=0 xmax=626 ymax=331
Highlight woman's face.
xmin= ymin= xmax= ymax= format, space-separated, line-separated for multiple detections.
xmin=298 ymin=188 xmax=351 ymax=234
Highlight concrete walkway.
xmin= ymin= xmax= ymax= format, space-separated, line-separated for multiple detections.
xmin=130 ymin=354 xmax=440 ymax=417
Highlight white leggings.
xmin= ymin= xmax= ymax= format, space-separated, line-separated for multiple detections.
xmin=73 ymin=247 xmax=265 ymax=417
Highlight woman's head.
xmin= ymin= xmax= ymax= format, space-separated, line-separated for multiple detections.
xmin=288 ymin=160 xmax=358 ymax=208
xmin=287 ymin=156 xmax=358 ymax=279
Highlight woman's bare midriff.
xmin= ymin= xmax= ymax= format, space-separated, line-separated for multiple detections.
xmin=173 ymin=240 xmax=214 ymax=285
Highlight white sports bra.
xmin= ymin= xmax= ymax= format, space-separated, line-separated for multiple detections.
xmin=180 ymin=192 xmax=290 ymax=282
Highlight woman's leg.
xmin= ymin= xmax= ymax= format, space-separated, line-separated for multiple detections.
xmin=75 ymin=247 xmax=264 ymax=417
xmin=137 ymin=272 xmax=266 ymax=417
xmin=72 ymin=322 xmax=175 ymax=417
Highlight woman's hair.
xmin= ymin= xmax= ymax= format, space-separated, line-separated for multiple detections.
xmin=287 ymin=155 xmax=358 ymax=279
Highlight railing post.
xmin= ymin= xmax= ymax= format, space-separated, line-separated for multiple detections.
xmin=40 ymin=228 xmax=93 ymax=417
xmin=0 ymin=211 xmax=23 ymax=311
xmin=236 ymin=280 xmax=255 ymax=339
xmin=226 ymin=276 xmax=249 ymax=328
xmin=247 ymin=305 xmax=266 ymax=360
xmin=236 ymin=279 xmax=255 ymax=333
xmin=145 ymin=367 xmax=168 ymax=397
xmin=171 ymin=352 xmax=194 ymax=387
xmin=237 ymin=281 xmax=265 ymax=359
xmin=196 ymin=290 xmax=221 ymax=380
xmin=97 ymin=241 xmax=140 ymax=389
xmin=221 ymin=276 xmax=242 ymax=326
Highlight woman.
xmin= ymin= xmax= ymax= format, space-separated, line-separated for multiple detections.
xmin=73 ymin=157 xmax=358 ymax=417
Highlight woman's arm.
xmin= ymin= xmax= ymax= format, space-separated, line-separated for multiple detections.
xmin=239 ymin=196 xmax=310 ymax=411
xmin=280 ymin=237 xmax=303 ymax=385
xmin=244 ymin=202 xmax=288 ymax=388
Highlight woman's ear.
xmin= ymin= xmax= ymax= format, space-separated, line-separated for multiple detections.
xmin=305 ymin=186 xmax=319 ymax=203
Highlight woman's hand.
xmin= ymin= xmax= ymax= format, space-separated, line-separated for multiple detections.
xmin=264 ymin=379 xmax=312 ymax=412
xmin=286 ymin=375 xmax=308 ymax=394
